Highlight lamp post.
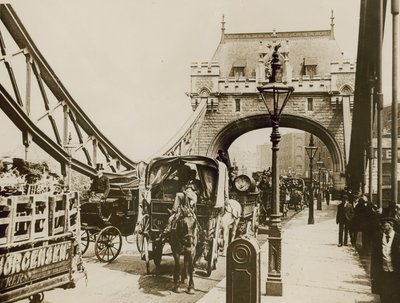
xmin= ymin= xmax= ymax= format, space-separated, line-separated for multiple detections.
xmin=305 ymin=135 xmax=318 ymax=224
xmin=316 ymin=154 xmax=323 ymax=211
xmin=257 ymin=44 xmax=294 ymax=297
xmin=64 ymin=133 xmax=76 ymax=191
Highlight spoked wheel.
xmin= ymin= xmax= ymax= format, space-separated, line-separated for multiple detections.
xmin=153 ymin=240 xmax=163 ymax=267
xmin=95 ymin=226 xmax=122 ymax=262
xmin=80 ymin=229 xmax=90 ymax=254
xmin=136 ymin=214 xmax=150 ymax=253
xmin=206 ymin=216 xmax=221 ymax=277
xmin=206 ymin=238 xmax=217 ymax=277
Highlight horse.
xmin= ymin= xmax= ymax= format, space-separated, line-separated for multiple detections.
xmin=169 ymin=205 xmax=198 ymax=294
xmin=220 ymin=199 xmax=242 ymax=256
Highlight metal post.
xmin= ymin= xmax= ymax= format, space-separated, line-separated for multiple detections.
xmin=376 ymin=0 xmax=384 ymax=210
xmin=308 ymin=159 xmax=314 ymax=224
xmin=369 ymin=85 xmax=375 ymax=203
xmin=265 ymin=118 xmax=283 ymax=296
xmin=317 ymin=167 xmax=322 ymax=210
xmin=68 ymin=152 xmax=72 ymax=190
xmin=391 ymin=0 xmax=399 ymax=216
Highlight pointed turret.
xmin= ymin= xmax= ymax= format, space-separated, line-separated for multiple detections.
xmin=220 ymin=14 xmax=226 ymax=44
xmin=330 ymin=10 xmax=335 ymax=40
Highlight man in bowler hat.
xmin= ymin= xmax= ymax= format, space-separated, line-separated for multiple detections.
xmin=336 ymin=193 xmax=354 ymax=246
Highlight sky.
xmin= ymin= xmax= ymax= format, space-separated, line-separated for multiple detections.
xmin=0 ymin=0 xmax=394 ymax=163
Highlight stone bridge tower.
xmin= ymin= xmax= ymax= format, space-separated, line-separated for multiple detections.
xmin=188 ymin=17 xmax=355 ymax=189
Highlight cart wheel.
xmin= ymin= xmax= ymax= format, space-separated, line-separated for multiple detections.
xmin=95 ymin=226 xmax=122 ymax=262
xmin=143 ymin=236 xmax=150 ymax=274
xmin=29 ymin=293 xmax=44 ymax=303
xmin=80 ymin=229 xmax=90 ymax=255
xmin=136 ymin=214 xmax=150 ymax=253
xmin=153 ymin=240 xmax=163 ymax=267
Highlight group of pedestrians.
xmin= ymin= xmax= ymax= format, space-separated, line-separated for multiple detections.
xmin=336 ymin=190 xmax=400 ymax=302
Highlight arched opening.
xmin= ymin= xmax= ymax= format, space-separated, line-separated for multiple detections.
xmin=206 ymin=114 xmax=345 ymax=173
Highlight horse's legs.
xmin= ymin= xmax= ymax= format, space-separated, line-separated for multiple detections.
xmin=187 ymin=251 xmax=195 ymax=294
xmin=231 ymin=219 xmax=238 ymax=243
xmin=172 ymin=253 xmax=181 ymax=293
xmin=181 ymin=254 xmax=188 ymax=284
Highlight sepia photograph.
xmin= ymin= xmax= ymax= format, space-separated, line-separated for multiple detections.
xmin=0 ymin=0 xmax=399 ymax=302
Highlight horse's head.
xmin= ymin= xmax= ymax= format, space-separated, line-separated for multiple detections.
xmin=177 ymin=206 xmax=198 ymax=250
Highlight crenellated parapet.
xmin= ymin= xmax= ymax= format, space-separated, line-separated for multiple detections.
xmin=218 ymin=77 xmax=258 ymax=94
xmin=291 ymin=76 xmax=332 ymax=93
xmin=190 ymin=61 xmax=221 ymax=111
xmin=330 ymin=59 xmax=356 ymax=73
xmin=190 ymin=61 xmax=220 ymax=76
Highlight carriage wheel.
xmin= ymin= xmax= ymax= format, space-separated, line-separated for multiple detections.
xmin=95 ymin=226 xmax=122 ymax=262
xmin=153 ymin=240 xmax=163 ymax=267
xmin=136 ymin=214 xmax=150 ymax=253
xmin=80 ymin=229 xmax=90 ymax=255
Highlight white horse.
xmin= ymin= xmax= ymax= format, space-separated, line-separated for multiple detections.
xmin=220 ymin=199 xmax=242 ymax=256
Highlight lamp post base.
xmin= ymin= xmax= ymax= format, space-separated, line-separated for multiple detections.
xmin=266 ymin=279 xmax=283 ymax=296
xmin=317 ymin=192 xmax=322 ymax=210
xmin=308 ymin=217 xmax=314 ymax=224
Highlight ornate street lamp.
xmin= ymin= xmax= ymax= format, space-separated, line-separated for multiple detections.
xmin=316 ymin=154 xmax=324 ymax=211
xmin=257 ymin=44 xmax=294 ymax=297
xmin=305 ymin=135 xmax=318 ymax=224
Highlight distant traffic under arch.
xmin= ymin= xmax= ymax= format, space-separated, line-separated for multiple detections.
xmin=206 ymin=114 xmax=345 ymax=173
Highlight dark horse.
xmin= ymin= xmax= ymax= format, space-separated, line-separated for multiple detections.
xmin=169 ymin=205 xmax=198 ymax=294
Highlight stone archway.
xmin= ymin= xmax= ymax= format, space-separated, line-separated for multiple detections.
xmin=206 ymin=113 xmax=345 ymax=173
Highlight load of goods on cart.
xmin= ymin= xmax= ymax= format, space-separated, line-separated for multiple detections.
xmin=0 ymin=157 xmax=84 ymax=303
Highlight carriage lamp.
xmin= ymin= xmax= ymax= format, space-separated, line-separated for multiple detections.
xmin=305 ymin=135 xmax=318 ymax=224
xmin=257 ymin=43 xmax=294 ymax=297
xmin=316 ymin=155 xmax=324 ymax=211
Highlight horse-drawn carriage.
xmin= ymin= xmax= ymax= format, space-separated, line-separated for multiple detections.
xmin=79 ymin=171 xmax=140 ymax=262
xmin=282 ymin=177 xmax=306 ymax=211
xmin=136 ymin=156 xmax=228 ymax=277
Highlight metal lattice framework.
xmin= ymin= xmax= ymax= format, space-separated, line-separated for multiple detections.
xmin=149 ymin=98 xmax=207 ymax=159
xmin=0 ymin=4 xmax=139 ymax=178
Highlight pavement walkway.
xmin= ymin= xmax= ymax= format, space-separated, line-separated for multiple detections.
xmin=198 ymin=201 xmax=380 ymax=303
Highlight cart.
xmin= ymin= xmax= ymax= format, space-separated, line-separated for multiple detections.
xmin=136 ymin=156 xmax=227 ymax=276
xmin=230 ymin=174 xmax=260 ymax=237
xmin=0 ymin=192 xmax=84 ymax=303
xmin=80 ymin=171 xmax=140 ymax=262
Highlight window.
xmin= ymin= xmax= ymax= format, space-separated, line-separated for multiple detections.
xmin=302 ymin=58 xmax=318 ymax=78
xmin=235 ymin=99 xmax=241 ymax=112
xmin=305 ymin=65 xmax=317 ymax=78
xmin=307 ymin=98 xmax=314 ymax=111
xmin=233 ymin=67 xmax=245 ymax=79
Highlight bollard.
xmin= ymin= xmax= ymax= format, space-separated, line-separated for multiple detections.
xmin=226 ymin=237 xmax=260 ymax=303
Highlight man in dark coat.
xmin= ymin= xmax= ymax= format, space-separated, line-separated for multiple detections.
xmin=371 ymin=217 xmax=400 ymax=302
xmin=336 ymin=193 xmax=354 ymax=246
xmin=90 ymin=170 xmax=110 ymax=200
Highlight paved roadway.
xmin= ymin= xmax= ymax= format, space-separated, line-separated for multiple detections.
xmin=14 ymin=219 xmax=276 ymax=303
xmin=14 ymin=209 xmax=303 ymax=303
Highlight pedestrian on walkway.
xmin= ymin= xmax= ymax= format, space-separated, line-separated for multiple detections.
xmin=324 ymin=187 xmax=330 ymax=205
xmin=336 ymin=193 xmax=354 ymax=247
xmin=371 ymin=217 xmax=400 ymax=303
